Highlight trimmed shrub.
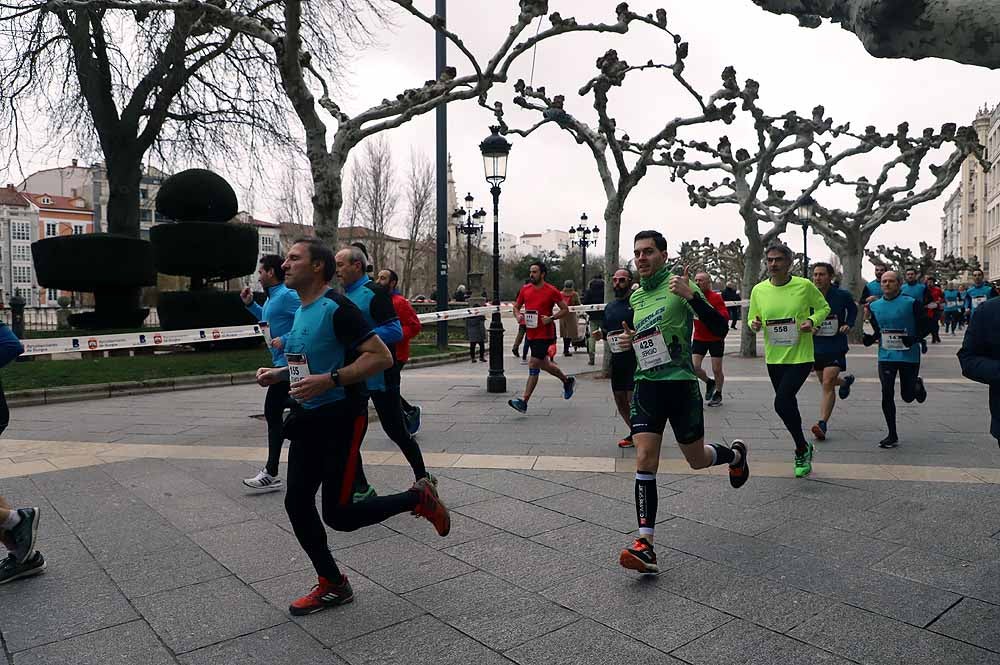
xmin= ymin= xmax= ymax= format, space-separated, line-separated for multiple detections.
xmin=31 ymin=234 xmax=156 ymax=290
xmin=155 ymin=169 xmax=238 ymax=223
xmin=151 ymin=222 xmax=258 ymax=280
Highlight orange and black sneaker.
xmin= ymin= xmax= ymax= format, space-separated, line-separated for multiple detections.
xmin=729 ymin=439 xmax=750 ymax=489
xmin=289 ymin=574 xmax=354 ymax=616
xmin=412 ymin=477 xmax=451 ymax=537
xmin=618 ymin=434 xmax=634 ymax=449
xmin=619 ymin=538 xmax=659 ymax=574
xmin=810 ymin=421 xmax=827 ymax=441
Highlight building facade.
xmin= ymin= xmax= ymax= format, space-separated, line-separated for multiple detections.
xmin=942 ymin=186 xmax=962 ymax=261
xmin=231 ymin=212 xmax=282 ymax=290
xmin=985 ymin=104 xmax=1000 ymax=280
xmin=24 ymin=193 xmax=95 ymax=306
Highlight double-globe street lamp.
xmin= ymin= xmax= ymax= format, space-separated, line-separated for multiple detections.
xmin=452 ymin=192 xmax=486 ymax=280
xmin=796 ymin=195 xmax=816 ymax=278
xmin=480 ymin=126 xmax=511 ymax=393
xmin=568 ymin=213 xmax=600 ymax=287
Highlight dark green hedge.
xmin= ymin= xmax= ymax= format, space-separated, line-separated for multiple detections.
xmin=155 ymin=169 xmax=238 ymax=223
xmin=157 ymin=289 xmax=258 ymax=330
xmin=31 ymin=235 xmax=156 ymax=290
xmin=151 ymin=222 xmax=258 ymax=280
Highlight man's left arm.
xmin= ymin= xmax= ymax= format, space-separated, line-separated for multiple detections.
xmin=807 ymin=283 xmax=832 ymax=327
xmin=549 ymin=292 xmax=569 ymax=321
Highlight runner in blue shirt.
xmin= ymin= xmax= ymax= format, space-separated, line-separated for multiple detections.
xmin=964 ymin=269 xmax=998 ymax=319
xmin=942 ymin=283 xmax=962 ymax=335
xmin=859 ymin=264 xmax=887 ymax=306
xmin=808 ymin=263 xmax=858 ymax=441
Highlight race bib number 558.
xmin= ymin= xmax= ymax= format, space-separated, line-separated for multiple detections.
xmin=766 ymin=318 xmax=799 ymax=347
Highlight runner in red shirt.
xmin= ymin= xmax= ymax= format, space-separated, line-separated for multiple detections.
xmin=925 ymin=276 xmax=945 ymax=344
xmin=376 ymin=269 xmax=423 ymax=433
xmin=692 ymin=272 xmax=730 ymax=407
xmin=508 ymin=261 xmax=575 ymax=413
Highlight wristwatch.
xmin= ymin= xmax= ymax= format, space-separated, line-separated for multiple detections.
xmin=330 ymin=370 xmax=341 ymax=387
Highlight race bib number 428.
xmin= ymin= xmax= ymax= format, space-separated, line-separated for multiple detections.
xmin=633 ymin=328 xmax=670 ymax=370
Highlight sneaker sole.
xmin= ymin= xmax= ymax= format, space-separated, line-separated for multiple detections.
xmin=810 ymin=425 xmax=826 ymax=441
xmin=289 ymin=593 xmax=354 ymax=616
xmin=618 ymin=550 xmax=660 ymax=575
xmin=0 ymin=560 xmax=46 ymax=585
xmin=729 ymin=440 xmax=749 ymax=489
xmin=243 ymin=481 xmax=283 ymax=493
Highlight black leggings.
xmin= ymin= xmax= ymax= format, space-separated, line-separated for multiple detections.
xmin=394 ymin=361 xmax=416 ymax=416
xmin=945 ymin=311 xmax=962 ymax=333
xmin=878 ymin=361 xmax=920 ymax=438
xmin=263 ymin=381 xmax=291 ymax=477
xmin=470 ymin=342 xmax=485 ymax=360
xmin=0 ymin=378 xmax=9 ymax=436
xmin=370 ymin=388 xmax=428 ymax=481
xmin=766 ymin=362 xmax=812 ymax=453
xmin=284 ymin=403 xmax=418 ymax=580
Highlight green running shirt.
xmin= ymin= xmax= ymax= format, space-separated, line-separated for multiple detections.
xmin=747 ymin=275 xmax=831 ymax=365
xmin=629 ymin=266 xmax=702 ymax=382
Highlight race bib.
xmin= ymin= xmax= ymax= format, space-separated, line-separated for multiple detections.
xmin=972 ymin=296 xmax=987 ymax=310
xmin=766 ymin=318 xmax=799 ymax=347
xmin=946 ymin=300 xmax=958 ymax=309
xmin=524 ymin=310 xmax=539 ymax=329
xmin=259 ymin=321 xmax=272 ymax=345
xmin=816 ymin=316 xmax=838 ymax=337
xmin=633 ymin=328 xmax=669 ymax=370
xmin=606 ymin=330 xmax=628 ymax=354
xmin=881 ymin=329 xmax=907 ymax=351
xmin=285 ymin=353 xmax=311 ymax=384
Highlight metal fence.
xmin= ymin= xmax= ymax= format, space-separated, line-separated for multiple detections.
xmin=0 ymin=307 xmax=161 ymax=331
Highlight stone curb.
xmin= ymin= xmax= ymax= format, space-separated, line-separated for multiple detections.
xmin=7 ymin=349 xmax=470 ymax=407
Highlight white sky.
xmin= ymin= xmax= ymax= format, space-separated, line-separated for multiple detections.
xmin=8 ymin=0 xmax=1000 ymax=270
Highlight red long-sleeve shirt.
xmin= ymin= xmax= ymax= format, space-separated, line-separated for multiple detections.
xmin=390 ymin=292 xmax=422 ymax=362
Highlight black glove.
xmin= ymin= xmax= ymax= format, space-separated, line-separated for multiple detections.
xmin=900 ymin=335 xmax=915 ymax=348
xmin=862 ymin=333 xmax=877 ymax=347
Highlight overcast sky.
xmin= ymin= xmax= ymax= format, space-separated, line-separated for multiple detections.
xmin=9 ymin=0 xmax=1000 ymax=272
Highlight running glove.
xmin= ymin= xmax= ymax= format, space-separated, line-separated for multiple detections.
xmin=900 ymin=335 xmax=916 ymax=348
xmin=862 ymin=333 xmax=877 ymax=347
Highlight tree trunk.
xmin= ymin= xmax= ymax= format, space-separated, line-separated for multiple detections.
xmin=839 ymin=230 xmax=866 ymax=342
xmin=740 ymin=238 xmax=763 ymax=357
xmin=311 ymin=152 xmax=343 ymax=250
xmin=104 ymin=154 xmax=143 ymax=237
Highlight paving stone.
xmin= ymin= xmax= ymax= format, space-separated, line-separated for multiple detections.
xmin=531 ymin=521 xmax=696 ymax=571
xmin=251 ymin=566 xmax=424 ymax=646
xmin=655 ymin=518 xmax=802 ymax=576
xmin=654 ymin=491 xmax=784 ymax=536
xmin=334 ymin=534 xmax=473 ymax=594
xmin=404 ymin=571 xmax=577 ymax=651
xmin=453 ymin=496 xmax=579 ymax=537
xmin=873 ymin=546 xmax=1000 ymax=604
xmin=759 ymin=519 xmax=901 ymax=563
xmin=381 ymin=509 xmax=501 ymax=549
xmin=789 ymin=603 xmax=1000 ymax=665
xmin=424 ymin=476 xmax=502 ymax=507
xmin=102 ymin=543 xmax=230 ymax=599
xmin=788 ymin=480 xmax=894 ymax=512
xmin=179 ymin=621 xmax=347 ymax=665
xmin=563 ymin=472 xmax=639 ymax=501
xmin=754 ymin=494 xmax=893 ymax=535
xmin=673 ymin=619 xmax=854 ymax=665
xmin=143 ymin=489 xmax=258 ymax=533
xmin=10 ymin=620 xmax=174 ymax=665
xmin=873 ymin=518 xmax=1000 ymax=561
xmin=333 ymin=614 xmax=515 ymax=665
xmin=532 ymin=489 xmax=639 ymax=532
xmin=437 ymin=468 xmax=573 ymax=501
xmin=542 ymin=570 xmax=730 ymax=653
xmin=133 ymin=576 xmax=287 ymax=654
xmin=517 ymin=469 xmax=599 ymax=484
xmin=662 ymin=558 xmax=830 ymax=632
xmin=73 ymin=507 xmax=188 ymax=563
xmin=504 ymin=618 xmax=684 ymax=665
xmin=0 ymin=479 xmax=73 ymax=540
xmin=190 ymin=519 xmax=313 ymax=583
xmin=929 ymin=597 xmax=1000 ymax=652
xmin=445 ymin=532 xmax=597 ymax=591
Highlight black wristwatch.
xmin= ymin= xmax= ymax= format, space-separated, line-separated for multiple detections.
xmin=330 ymin=370 xmax=341 ymax=387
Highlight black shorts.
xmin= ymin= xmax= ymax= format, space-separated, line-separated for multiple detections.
xmin=630 ymin=379 xmax=704 ymax=444
xmin=610 ymin=355 xmax=636 ymax=392
xmin=691 ymin=339 xmax=725 ymax=358
xmin=527 ymin=338 xmax=555 ymax=360
xmin=813 ymin=354 xmax=846 ymax=372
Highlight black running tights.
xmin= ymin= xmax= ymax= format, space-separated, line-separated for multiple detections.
xmin=766 ymin=362 xmax=812 ymax=453
xmin=878 ymin=361 xmax=920 ymax=438
xmin=263 ymin=381 xmax=291 ymax=477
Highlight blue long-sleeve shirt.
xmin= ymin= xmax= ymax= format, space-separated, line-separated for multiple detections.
xmin=246 ymin=282 xmax=301 ymax=367
xmin=0 ymin=323 xmax=24 ymax=368
xmin=343 ymin=274 xmax=401 ymax=392
xmin=813 ymin=286 xmax=858 ymax=357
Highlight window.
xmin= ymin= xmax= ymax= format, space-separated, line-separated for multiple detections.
xmin=11 ymin=222 xmax=30 ymax=241
xmin=140 ymin=188 xmax=148 ymax=200
xmin=40 ymin=196 xmax=52 ymax=205
xmin=72 ymin=224 xmax=84 ymax=235
xmin=12 ymin=244 xmax=30 ymax=262
xmin=260 ymin=235 xmax=274 ymax=252
xmin=45 ymin=222 xmax=57 ymax=237
xmin=13 ymin=266 xmax=32 ymax=283
xmin=47 ymin=288 xmax=57 ymax=302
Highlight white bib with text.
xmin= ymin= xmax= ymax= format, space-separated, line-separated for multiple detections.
xmin=766 ymin=318 xmax=799 ymax=347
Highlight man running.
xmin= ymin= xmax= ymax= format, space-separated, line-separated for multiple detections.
xmin=376 ymin=269 xmax=422 ymax=434
xmin=241 ymin=254 xmax=302 ymax=492
xmin=943 ymin=282 xmax=963 ymax=335
xmin=924 ymin=276 xmax=945 ymax=344
xmin=591 ymin=268 xmax=637 ymax=448
xmin=508 ymin=261 xmax=575 ymax=413
xmin=808 ymin=262 xmax=857 ymax=441
xmin=691 ymin=271 xmax=729 ymax=407
xmin=617 ymin=231 xmax=748 ymax=575
xmin=748 ymin=243 xmax=830 ymax=478
xmin=864 ymin=270 xmax=929 ymax=448
xmin=958 ymin=297 xmax=1000 ymax=447
xmin=900 ymin=268 xmax=930 ymax=306
xmin=859 ymin=264 xmax=888 ymax=305
xmin=965 ymin=269 xmax=998 ymax=320
xmin=336 ymin=247 xmax=432 ymax=493
xmin=257 ymin=238 xmax=449 ymax=616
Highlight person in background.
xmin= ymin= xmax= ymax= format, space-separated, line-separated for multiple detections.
xmin=721 ymin=282 xmax=740 ymax=330
xmin=965 ymin=269 xmax=998 ymax=320
xmin=691 ymin=272 xmax=730 ymax=407
xmin=582 ymin=276 xmax=605 ymax=366
xmin=958 ymin=296 xmax=1000 ymax=447
xmin=924 ymin=276 xmax=945 ymax=344
xmin=943 ymin=282 xmax=963 ymax=335
xmin=592 ymin=268 xmax=637 ymax=448
xmin=466 ymin=309 xmax=486 ymax=363
xmin=453 ymin=285 xmax=468 ymax=303
xmin=560 ymin=280 xmax=581 ymax=357
xmin=375 ymin=269 xmax=423 ymax=434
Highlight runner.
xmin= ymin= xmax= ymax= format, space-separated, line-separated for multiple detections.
xmin=943 ymin=282 xmax=963 ymax=335
xmin=864 ymin=270 xmax=929 ymax=448
xmin=957 ymin=284 xmax=969 ymax=329
xmin=508 ymin=261 xmax=575 ymax=413
xmin=965 ymin=269 xmax=998 ymax=320
xmin=748 ymin=243 xmax=830 ymax=478
xmin=618 ymin=231 xmax=748 ymax=575
xmin=691 ymin=272 xmax=729 ymax=407
xmin=859 ymin=264 xmax=888 ymax=305
xmin=375 ymin=269 xmax=422 ymax=434
xmin=258 ymin=238 xmax=449 ymax=616
xmin=335 ymin=246 xmax=432 ymax=492
xmin=511 ymin=279 xmax=530 ymax=365
xmin=900 ymin=268 xmax=930 ymax=305
xmin=591 ymin=268 xmax=637 ymax=448
xmin=808 ymin=262 xmax=857 ymax=441
xmin=241 ymin=254 xmax=302 ymax=492
xmin=924 ymin=276 xmax=945 ymax=344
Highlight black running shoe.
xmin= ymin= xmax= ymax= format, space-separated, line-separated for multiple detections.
xmin=0 ymin=551 xmax=45 ymax=585
xmin=707 ymin=391 xmax=723 ymax=407
xmin=915 ymin=377 xmax=927 ymax=404
xmin=704 ymin=378 xmax=716 ymax=401
xmin=9 ymin=507 xmax=39 ymax=564
xmin=729 ymin=439 xmax=750 ymax=489
xmin=619 ymin=538 xmax=659 ymax=574
xmin=879 ymin=435 xmax=899 ymax=449
xmin=838 ymin=373 xmax=855 ymax=400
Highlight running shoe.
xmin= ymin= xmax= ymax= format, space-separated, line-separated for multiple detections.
xmin=0 ymin=551 xmax=45 ymax=585
xmin=879 ymin=435 xmax=899 ymax=449
xmin=289 ymin=574 xmax=354 ymax=616
xmin=511 ymin=345 xmax=520 ymax=358
xmin=704 ymin=378 xmax=716 ymax=401
xmin=915 ymin=377 xmax=927 ymax=403
xmin=352 ymin=485 xmax=378 ymax=503
xmin=406 ymin=405 xmax=422 ymax=435
xmin=619 ymin=538 xmax=659 ymax=574
xmin=838 ymin=373 xmax=855 ymax=400
xmin=794 ymin=443 xmax=814 ymax=478
xmin=617 ymin=434 xmax=634 ymax=448
xmin=9 ymin=507 xmax=39 ymax=564
xmin=412 ymin=477 xmax=451 ymax=536
xmin=810 ymin=421 xmax=827 ymax=441
xmin=243 ymin=470 xmax=283 ymax=493
xmin=520 ymin=358 xmax=528 ymax=365
xmin=729 ymin=439 xmax=750 ymax=489
xmin=563 ymin=376 xmax=576 ymax=400
xmin=707 ymin=391 xmax=723 ymax=407
xmin=508 ymin=398 xmax=528 ymax=413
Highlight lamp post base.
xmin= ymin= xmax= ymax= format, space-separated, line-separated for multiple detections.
xmin=486 ymin=311 xmax=506 ymax=393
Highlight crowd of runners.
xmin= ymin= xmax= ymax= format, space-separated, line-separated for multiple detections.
xmin=3 ymin=230 xmax=1000 ymax=608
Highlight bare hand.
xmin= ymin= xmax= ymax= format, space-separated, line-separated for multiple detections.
xmin=750 ymin=315 xmax=762 ymax=332
xmin=865 ymin=295 xmax=878 ymax=304
xmin=271 ymin=337 xmax=284 ymax=350
xmin=838 ymin=325 xmax=851 ymax=335
xmin=240 ymin=286 xmax=253 ymax=306
xmin=289 ymin=373 xmax=334 ymax=401
xmin=256 ymin=367 xmax=280 ymax=387
xmin=668 ymin=265 xmax=693 ymax=300
xmin=591 ymin=329 xmax=604 ymax=341
xmin=542 ymin=316 xmax=554 ymax=327
xmin=618 ymin=321 xmax=635 ymax=350
xmin=799 ymin=319 xmax=814 ymax=334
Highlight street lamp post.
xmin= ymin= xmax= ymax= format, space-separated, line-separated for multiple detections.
xmin=796 ymin=195 xmax=816 ymax=278
xmin=568 ymin=213 xmax=600 ymax=287
xmin=480 ymin=126 xmax=511 ymax=393
xmin=452 ymin=193 xmax=485 ymax=281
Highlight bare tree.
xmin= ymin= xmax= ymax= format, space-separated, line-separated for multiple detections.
xmin=866 ymin=242 xmax=982 ymax=282
xmin=358 ymin=137 xmax=397 ymax=271
xmin=340 ymin=159 xmax=366 ymax=231
xmin=272 ymin=159 xmax=312 ymax=228
xmin=749 ymin=1 xmax=1000 ymax=69
xmin=402 ymin=149 xmax=433 ymax=296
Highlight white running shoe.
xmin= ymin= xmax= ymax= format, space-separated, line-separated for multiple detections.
xmin=243 ymin=470 xmax=283 ymax=492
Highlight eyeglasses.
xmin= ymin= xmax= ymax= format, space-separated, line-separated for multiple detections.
xmin=612 ymin=278 xmax=629 ymax=283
